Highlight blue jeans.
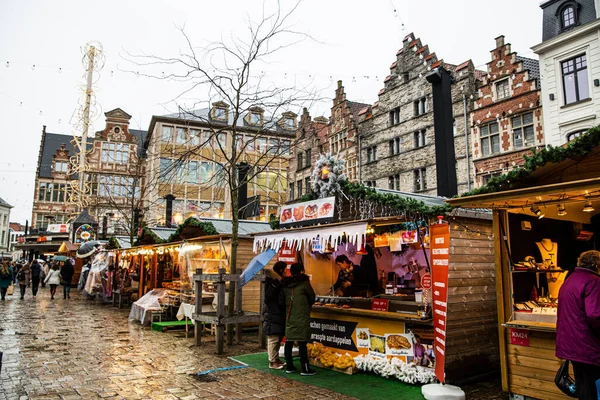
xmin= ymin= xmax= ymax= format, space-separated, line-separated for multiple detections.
xmin=63 ymin=284 xmax=71 ymax=299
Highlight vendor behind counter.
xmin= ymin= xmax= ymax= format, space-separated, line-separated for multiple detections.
xmin=331 ymin=251 xmax=379 ymax=297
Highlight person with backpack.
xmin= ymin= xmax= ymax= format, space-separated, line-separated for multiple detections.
xmin=16 ymin=263 xmax=31 ymax=300
xmin=30 ymin=260 xmax=42 ymax=297
xmin=279 ymin=262 xmax=317 ymax=376
xmin=44 ymin=264 xmax=61 ymax=300
xmin=0 ymin=262 xmax=14 ymax=301
xmin=60 ymin=260 xmax=75 ymax=299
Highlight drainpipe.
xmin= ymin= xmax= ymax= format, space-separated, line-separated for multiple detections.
xmin=357 ymin=134 xmax=362 ymax=184
xmin=463 ymin=94 xmax=471 ymax=191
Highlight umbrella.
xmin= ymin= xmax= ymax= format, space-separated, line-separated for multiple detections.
xmin=52 ymin=255 xmax=68 ymax=262
xmin=76 ymin=241 xmax=102 ymax=258
xmin=239 ymin=249 xmax=277 ymax=287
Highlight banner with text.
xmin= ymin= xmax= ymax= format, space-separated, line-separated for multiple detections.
xmin=310 ymin=318 xmax=358 ymax=352
xmin=430 ymin=221 xmax=450 ymax=383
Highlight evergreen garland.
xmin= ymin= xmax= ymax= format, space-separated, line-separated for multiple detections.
xmin=460 ymin=125 xmax=600 ymax=197
xmin=167 ymin=217 xmax=219 ymax=242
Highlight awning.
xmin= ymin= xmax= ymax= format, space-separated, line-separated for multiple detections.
xmin=253 ymin=221 xmax=367 ymax=253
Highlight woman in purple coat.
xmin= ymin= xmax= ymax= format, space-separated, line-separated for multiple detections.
xmin=556 ymin=250 xmax=600 ymax=399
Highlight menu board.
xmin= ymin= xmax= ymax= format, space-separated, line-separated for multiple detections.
xmin=279 ymin=196 xmax=335 ymax=227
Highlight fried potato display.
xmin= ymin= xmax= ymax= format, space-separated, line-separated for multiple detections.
xmin=369 ymin=336 xmax=385 ymax=353
xmin=357 ymin=331 xmax=368 ymax=340
xmin=281 ymin=208 xmax=292 ymax=222
xmin=386 ymin=335 xmax=411 ymax=349
xmin=293 ymin=206 xmax=304 ymax=221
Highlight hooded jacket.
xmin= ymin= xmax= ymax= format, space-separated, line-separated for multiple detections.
xmin=556 ymin=267 xmax=600 ymax=367
xmin=60 ymin=263 xmax=75 ymax=285
xmin=17 ymin=265 xmax=31 ymax=287
xmin=279 ymin=274 xmax=315 ymax=341
xmin=263 ymin=269 xmax=285 ymax=336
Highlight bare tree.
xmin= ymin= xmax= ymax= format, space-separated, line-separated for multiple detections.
xmin=125 ymin=2 xmax=321 ymax=344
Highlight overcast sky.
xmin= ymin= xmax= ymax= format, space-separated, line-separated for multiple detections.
xmin=0 ymin=0 xmax=542 ymax=224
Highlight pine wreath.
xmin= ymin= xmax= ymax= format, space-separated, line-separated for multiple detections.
xmin=311 ymin=153 xmax=347 ymax=198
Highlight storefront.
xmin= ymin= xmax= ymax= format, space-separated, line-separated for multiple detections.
xmin=253 ymin=191 xmax=498 ymax=384
xmin=448 ymin=141 xmax=600 ymax=398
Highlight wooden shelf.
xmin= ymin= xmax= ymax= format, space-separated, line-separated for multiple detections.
xmin=193 ymin=258 xmax=225 ymax=262
xmin=511 ymin=269 xmax=565 ymax=274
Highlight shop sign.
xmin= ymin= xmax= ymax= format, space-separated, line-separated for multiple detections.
xmin=279 ymin=196 xmax=335 ymax=227
xmin=74 ymin=224 xmax=95 ymax=243
xmin=47 ymin=223 xmax=69 ymax=233
xmin=421 ymin=274 xmax=432 ymax=289
xmin=371 ymin=298 xmax=389 ymax=312
xmin=430 ymin=221 xmax=450 ymax=384
xmin=509 ymin=328 xmax=530 ymax=347
xmin=37 ymin=236 xmax=51 ymax=242
xmin=374 ymin=233 xmax=390 ymax=247
xmin=310 ymin=317 xmax=358 ymax=352
xmin=277 ymin=241 xmax=297 ymax=265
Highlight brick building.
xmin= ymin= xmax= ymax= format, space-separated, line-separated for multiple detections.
xmin=143 ymin=104 xmax=294 ymax=224
xmin=358 ymin=33 xmax=482 ymax=195
xmin=472 ymin=36 xmax=544 ymax=186
xmin=288 ymin=108 xmax=328 ymax=201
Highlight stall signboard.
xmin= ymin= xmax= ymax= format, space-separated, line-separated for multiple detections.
xmin=374 ymin=233 xmax=390 ymax=247
xmin=47 ymin=224 xmax=69 ymax=233
xmin=430 ymin=221 xmax=450 ymax=384
xmin=310 ymin=318 xmax=358 ymax=352
xmin=277 ymin=241 xmax=297 ymax=266
xmin=509 ymin=328 xmax=530 ymax=347
xmin=279 ymin=197 xmax=335 ymax=227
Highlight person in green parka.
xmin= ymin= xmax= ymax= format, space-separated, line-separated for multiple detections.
xmin=279 ymin=262 xmax=317 ymax=376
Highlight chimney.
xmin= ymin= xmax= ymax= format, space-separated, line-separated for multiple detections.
xmin=426 ymin=66 xmax=458 ymax=198
xmin=237 ymin=163 xmax=250 ymax=219
xmin=495 ymin=35 xmax=505 ymax=49
xmin=164 ymin=194 xmax=175 ymax=227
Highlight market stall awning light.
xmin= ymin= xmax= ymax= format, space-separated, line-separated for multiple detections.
xmin=583 ymin=200 xmax=595 ymax=212
xmin=557 ymin=204 xmax=567 ymax=216
xmin=530 ymin=205 xmax=544 ymax=219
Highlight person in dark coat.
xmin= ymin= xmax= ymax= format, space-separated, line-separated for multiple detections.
xmin=30 ymin=260 xmax=42 ymax=297
xmin=279 ymin=262 xmax=316 ymax=375
xmin=60 ymin=261 xmax=75 ymax=299
xmin=0 ymin=262 xmax=14 ymax=301
xmin=263 ymin=261 xmax=287 ymax=370
xmin=556 ymin=250 xmax=600 ymax=400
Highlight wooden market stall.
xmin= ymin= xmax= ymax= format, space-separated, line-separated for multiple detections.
xmin=55 ymin=241 xmax=83 ymax=286
xmin=448 ymin=134 xmax=600 ymax=399
xmin=253 ymin=185 xmax=498 ymax=384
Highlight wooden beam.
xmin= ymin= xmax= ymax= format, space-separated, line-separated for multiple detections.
xmin=493 ymin=210 xmax=509 ymax=392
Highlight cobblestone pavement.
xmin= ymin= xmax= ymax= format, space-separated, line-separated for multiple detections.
xmin=1 ymin=288 xmax=506 ymax=400
xmin=0 ymin=289 xmax=354 ymax=400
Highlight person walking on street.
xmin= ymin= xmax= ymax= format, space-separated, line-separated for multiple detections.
xmin=556 ymin=250 xmax=600 ymax=400
xmin=0 ymin=262 xmax=14 ymax=300
xmin=279 ymin=262 xmax=316 ymax=376
xmin=16 ymin=263 xmax=31 ymax=300
xmin=12 ymin=262 xmax=21 ymax=285
xmin=263 ymin=261 xmax=287 ymax=370
xmin=40 ymin=262 xmax=47 ymax=288
xmin=30 ymin=260 xmax=42 ymax=297
xmin=44 ymin=264 xmax=60 ymax=300
xmin=60 ymin=261 xmax=75 ymax=299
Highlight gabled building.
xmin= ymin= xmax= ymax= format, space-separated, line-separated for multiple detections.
xmin=0 ymin=197 xmax=12 ymax=254
xmin=472 ymin=36 xmax=544 ymax=186
xmin=288 ymin=108 xmax=328 ymax=201
xmin=358 ymin=33 xmax=482 ymax=195
xmin=533 ymin=0 xmax=600 ymax=145
xmin=143 ymin=104 xmax=295 ymax=225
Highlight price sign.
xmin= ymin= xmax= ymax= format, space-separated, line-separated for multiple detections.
xmin=371 ymin=298 xmax=389 ymax=312
xmin=421 ymin=274 xmax=432 ymax=289
xmin=510 ymin=328 xmax=530 ymax=347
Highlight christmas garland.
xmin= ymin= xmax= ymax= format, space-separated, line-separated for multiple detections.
xmin=167 ymin=217 xmax=219 ymax=242
xmin=134 ymin=226 xmax=167 ymax=246
xmin=460 ymin=125 xmax=600 ymax=197
xmin=353 ymin=354 xmax=437 ymax=384
xmin=311 ymin=153 xmax=347 ymax=198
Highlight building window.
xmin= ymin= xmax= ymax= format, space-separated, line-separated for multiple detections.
xmin=512 ymin=112 xmax=535 ymax=149
xmin=365 ymin=180 xmax=376 ymax=188
xmin=54 ymin=161 xmax=69 ymax=173
xmin=414 ymin=168 xmax=427 ymax=191
xmin=285 ymin=117 xmax=295 ymax=129
xmin=480 ymin=122 xmax=500 ymax=157
xmin=389 ymin=107 xmax=400 ymax=126
xmin=495 ymin=79 xmax=510 ymax=100
xmin=190 ymin=129 xmax=200 ymax=146
xmin=161 ymin=126 xmax=173 ymax=143
xmin=98 ymin=175 xmax=138 ymax=198
xmin=175 ymin=128 xmax=187 ymax=145
xmin=250 ymin=112 xmax=261 ymax=125
xmin=289 ymin=182 xmax=295 ymax=200
xmin=562 ymin=55 xmax=589 ymax=104
xmin=366 ymin=146 xmax=377 ymax=163
xmin=297 ymin=152 xmax=303 ymax=170
xmin=214 ymin=107 xmax=227 ymax=121
xmin=305 ymin=177 xmax=311 ymax=195
xmin=482 ymin=172 xmax=502 ymax=185
xmin=388 ymin=174 xmax=400 ymax=190
xmin=453 ymin=119 xmax=457 ymax=136
xmin=562 ymin=6 xmax=576 ymax=29
xmin=101 ymin=143 xmax=130 ymax=164
xmin=414 ymin=130 xmax=426 ymax=148
xmin=305 ymin=149 xmax=312 ymax=168
xmin=159 ymin=158 xmax=173 ymax=182
xmin=567 ymin=129 xmax=587 ymax=141
xmin=389 ymin=137 xmax=401 ymax=156
xmin=414 ymin=98 xmax=427 ymax=116
xmin=297 ymin=180 xmax=303 ymax=196
xmin=281 ymin=140 xmax=291 ymax=156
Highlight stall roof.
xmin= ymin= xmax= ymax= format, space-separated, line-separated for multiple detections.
xmin=195 ymin=217 xmax=272 ymax=235
xmin=113 ymin=236 xmax=132 ymax=249
xmin=374 ymin=188 xmax=446 ymax=208
xmin=149 ymin=227 xmax=177 ymax=241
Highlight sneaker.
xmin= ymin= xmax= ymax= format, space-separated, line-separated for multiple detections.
xmin=300 ymin=368 xmax=316 ymax=376
xmin=269 ymin=362 xmax=285 ymax=370
xmin=285 ymin=366 xmax=297 ymax=374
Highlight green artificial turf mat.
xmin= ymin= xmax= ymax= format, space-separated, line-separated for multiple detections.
xmin=151 ymin=320 xmax=193 ymax=331
xmin=231 ymin=352 xmax=424 ymax=400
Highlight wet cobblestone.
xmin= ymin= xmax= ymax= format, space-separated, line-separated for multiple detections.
xmin=0 ymin=290 xmax=353 ymax=400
